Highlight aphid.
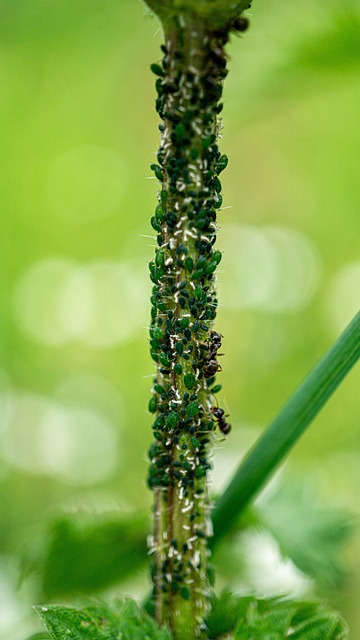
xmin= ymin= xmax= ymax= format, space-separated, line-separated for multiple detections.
xmin=232 ymin=17 xmax=249 ymax=33
xmin=211 ymin=406 xmax=231 ymax=435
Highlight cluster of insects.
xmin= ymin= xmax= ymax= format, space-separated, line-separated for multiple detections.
xmin=146 ymin=15 xmax=245 ymax=604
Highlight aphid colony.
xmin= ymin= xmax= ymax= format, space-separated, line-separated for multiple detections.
xmin=147 ymin=34 xmax=232 ymax=482
xmin=146 ymin=14 xmax=243 ymax=614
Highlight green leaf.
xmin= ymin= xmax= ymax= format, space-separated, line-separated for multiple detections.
xmin=41 ymin=513 xmax=148 ymax=598
xmin=211 ymin=312 xmax=360 ymax=549
xmin=24 ymin=634 xmax=51 ymax=640
xmin=206 ymin=594 xmax=349 ymax=638
xmin=257 ymin=480 xmax=354 ymax=588
xmin=222 ymin=597 xmax=350 ymax=640
xmin=206 ymin=591 xmax=255 ymax=638
xmin=35 ymin=599 xmax=172 ymax=640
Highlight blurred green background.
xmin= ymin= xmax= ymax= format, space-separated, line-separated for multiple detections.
xmin=0 ymin=0 xmax=359 ymax=637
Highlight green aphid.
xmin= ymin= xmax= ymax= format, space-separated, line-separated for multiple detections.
xmin=151 ymin=216 xmax=162 ymax=232
xmin=213 ymin=176 xmax=222 ymax=193
xmin=155 ymin=249 xmax=165 ymax=267
xmin=184 ymin=373 xmax=195 ymax=390
xmin=194 ymin=284 xmax=203 ymax=299
xmin=159 ymin=352 xmax=171 ymax=368
xmin=153 ymin=415 xmax=165 ymax=429
xmin=160 ymin=190 xmax=168 ymax=204
xmin=202 ymin=134 xmax=216 ymax=150
xmin=187 ymin=401 xmax=199 ymax=417
xmin=174 ymin=123 xmax=186 ymax=141
xmin=210 ymin=384 xmax=222 ymax=394
xmin=212 ymin=250 xmax=222 ymax=265
xmin=153 ymin=327 xmax=163 ymax=341
xmin=214 ymin=194 xmax=223 ymax=209
xmin=148 ymin=396 xmax=158 ymax=413
xmin=154 ymin=267 xmax=164 ymax=281
xmin=180 ymin=317 xmax=190 ymax=329
xmin=150 ymin=63 xmax=165 ymax=77
xmin=150 ymin=350 xmax=159 ymax=363
xmin=166 ymin=411 xmax=179 ymax=429
xmin=155 ymin=203 xmax=165 ymax=220
xmin=205 ymin=261 xmax=217 ymax=275
xmin=151 ymin=163 xmax=163 ymax=181
xmin=216 ymin=154 xmax=228 ymax=173
xmin=190 ymin=436 xmax=200 ymax=448
xmin=185 ymin=256 xmax=194 ymax=272
xmin=196 ymin=256 xmax=207 ymax=269
xmin=192 ymin=269 xmax=204 ymax=280
xmin=154 ymin=383 xmax=164 ymax=394
xmin=175 ymin=342 xmax=184 ymax=356
xmin=155 ymin=78 xmax=163 ymax=94
xmin=174 ymin=363 xmax=183 ymax=375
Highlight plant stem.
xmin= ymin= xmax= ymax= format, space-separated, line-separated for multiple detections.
xmin=211 ymin=311 xmax=360 ymax=550
xmin=146 ymin=12 xmax=242 ymax=639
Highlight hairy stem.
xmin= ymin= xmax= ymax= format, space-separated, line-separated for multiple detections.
xmin=146 ymin=12 xmax=247 ymax=639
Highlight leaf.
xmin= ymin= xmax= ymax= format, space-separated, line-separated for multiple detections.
xmin=24 ymin=634 xmax=51 ymax=640
xmin=211 ymin=311 xmax=360 ymax=550
xmin=229 ymin=597 xmax=349 ymax=640
xmin=35 ymin=599 xmax=172 ymax=640
xmin=257 ymin=480 xmax=354 ymax=588
xmin=41 ymin=513 xmax=148 ymax=598
xmin=206 ymin=591 xmax=256 ymax=638
xmin=206 ymin=594 xmax=349 ymax=639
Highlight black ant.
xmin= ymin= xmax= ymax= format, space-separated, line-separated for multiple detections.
xmin=204 ymin=358 xmax=222 ymax=378
xmin=203 ymin=331 xmax=223 ymax=378
xmin=211 ymin=406 xmax=231 ymax=436
xmin=212 ymin=16 xmax=250 ymax=44
xmin=232 ymin=17 xmax=249 ymax=33
xmin=209 ymin=331 xmax=222 ymax=357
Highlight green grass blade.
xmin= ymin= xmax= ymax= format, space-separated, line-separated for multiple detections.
xmin=211 ymin=311 xmax=360 ymax=549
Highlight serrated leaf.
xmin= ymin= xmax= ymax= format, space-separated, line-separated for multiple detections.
xmin=206 ymin=591 xmax=255 ymax=637
xmin=41 ymin=513 xmax=148 ymax=598
xmin=35 ymin=599 xmax=172 ymax=640
xmin=236 ymin=600 xmax=348 ymax=640
xmin=206 ymin=595 xmax=349 ymax=640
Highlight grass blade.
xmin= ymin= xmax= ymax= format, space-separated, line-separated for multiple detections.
xmin=211 ymin=312 xmax=360 ymax=549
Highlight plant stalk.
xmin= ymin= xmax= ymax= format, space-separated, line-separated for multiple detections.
xmin=146 ymin=11 xmax=245 ymax=638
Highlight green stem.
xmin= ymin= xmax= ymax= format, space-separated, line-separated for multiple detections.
xmin=145 ymin=8 xmax=252 ymax=637
xmin=146 ymin=17 xmax=226 ymax=640
xmin=211 ymin=311 xmax=360 ymax=550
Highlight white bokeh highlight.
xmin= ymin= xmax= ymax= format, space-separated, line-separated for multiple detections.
xmin=218 ymin=224 xmax=321 ymax=312
xmin=1 ymin=392 xmax=119 ymax=485
xmin=13 ymin=258 xmax=148 ymax=347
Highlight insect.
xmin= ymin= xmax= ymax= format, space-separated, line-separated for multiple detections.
xmin=212 ymin=16 xmax=250 ymax=43
xmin=211 ymin=406 xmax=231 ymax=435
xmin=203 ymin=358 xmax=222 ymax=378
xmin=232 ymin=17 xmax=249 ymax=33
xmin=208 ymin=330 xmax=222 ymax=357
